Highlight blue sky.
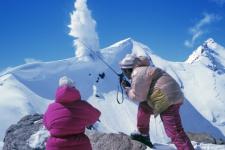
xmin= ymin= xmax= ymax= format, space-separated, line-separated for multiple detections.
xmin=0 ymin=0 xmax=224 ymax=71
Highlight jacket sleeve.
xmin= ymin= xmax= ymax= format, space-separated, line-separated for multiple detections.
xmin=125 ymin=79 xmax=144 ymax=101
xmin=125 ymin=87 xmax=137 ymax=101
xmin=81 ymin=101 xmax=101 ymax=126
xmin=125 ymin=67 xmax=153 ymax=102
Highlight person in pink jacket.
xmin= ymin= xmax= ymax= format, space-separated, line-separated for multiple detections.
xmin=119 ymin=54 xmax=194 ymax=150
xmin=43 ymin=76 xmax=101 ymax=150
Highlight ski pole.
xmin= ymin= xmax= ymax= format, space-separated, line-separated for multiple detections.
xmin=78 ymin=39 xmax=120 ymax=76
xmin=78 ymin=39 xmax=130 ymax=104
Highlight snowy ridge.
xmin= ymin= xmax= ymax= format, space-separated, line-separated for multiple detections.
xmin=0 ymin=38 xmax=225 ymax=149
xmin=186 ymin=38 xmax=225 ymax=74
xmin=186 ymin=38 xmax=217 ymax=64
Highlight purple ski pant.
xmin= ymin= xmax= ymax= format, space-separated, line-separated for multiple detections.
xmin=137 ymin=102 xmax=194 ymax=150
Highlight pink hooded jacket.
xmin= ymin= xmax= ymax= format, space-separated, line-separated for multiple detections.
xmin=43 ymin=85 xmax=101 ymax=150
xmin=123 ymin=56 xmax=183 ymax=114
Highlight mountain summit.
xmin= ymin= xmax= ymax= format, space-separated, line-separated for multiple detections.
xmin=186 ymin=38 xmax=225 ymax=74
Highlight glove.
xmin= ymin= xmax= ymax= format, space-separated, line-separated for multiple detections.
xmin=86 ymin=120 xmax=101 ymax=130
xmin=121 ymin=78 xmax=131 ymax=88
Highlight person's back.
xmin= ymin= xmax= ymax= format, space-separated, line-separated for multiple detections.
xmin=43 ymin=76 xmax=101 ymax=150
xmin=130 ymin=65 xmax=183 ymax=115
xmin=120 ymin=54 xmax=194 ymax=150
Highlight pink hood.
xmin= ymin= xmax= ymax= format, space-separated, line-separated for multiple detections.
xmin=43 ymin=85 xmax=101 ymax=150
xmin=55 ymin=85 xmax=81 ymax=103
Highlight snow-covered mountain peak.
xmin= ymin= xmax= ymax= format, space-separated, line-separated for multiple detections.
xmin=205 ymin=38 xmax=217 ymax=48
xmin=110 ymin=37 xmax=133 ymax=47
xmin=105 ymin=37 xmax=152 ymax=54
xmin=186 ymin=38 xmax=216 ymax=64
xmin=100 ymin=37 xmax=154 ymax=69
xmin=185 ymin=45 xmax=206 ymax=64
xmin=204 ymin=38 xmax=224 ymax=51
xmin=186 ymin=38 xmax=225 ymax=74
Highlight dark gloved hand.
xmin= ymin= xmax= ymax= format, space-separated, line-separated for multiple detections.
xmin=121 ymin=78 xmax=131 ymax=88
xmin=86 ymin=119 xmax=101 ymax=130
xmin=86 ymin=125 xmax=94 ymax=130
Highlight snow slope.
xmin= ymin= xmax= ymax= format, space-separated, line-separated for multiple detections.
xmin=182 ymin=38 xmax=225 ymax=133
xmin=0 ymin=38 xmax=225 ymax=149
xmin=0 ymin=74 xmax=50 ymax=141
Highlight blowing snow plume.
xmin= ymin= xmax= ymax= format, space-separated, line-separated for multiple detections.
xmin=68 ymin=0 xmax=99 ymax=60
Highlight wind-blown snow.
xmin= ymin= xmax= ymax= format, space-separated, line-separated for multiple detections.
xmin=1 ymin=38 xmax=225 ymax=149
xmin=68 ymin=0 xmax=99 ymax=60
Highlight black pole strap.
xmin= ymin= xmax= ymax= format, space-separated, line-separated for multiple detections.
xmin=116 ymin=83 xmax=124 ymax=104
xmin=79 ymin=39 xmax=120 ymax=76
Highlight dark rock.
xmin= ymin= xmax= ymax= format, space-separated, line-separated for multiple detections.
xmin=216 ymin=138 xmax=225 ymax=145
xmin=87 ymin=131 xmax=146 ymax=150
xmin=187 ymin=132 xmax=221 ymax=144
xmin=99 ymin=73 xmax=105 ymax=79
xmin=96 ymin=77 xmax=99 ymax=83
xmin=95 ymin=94 xmax=100 ymax=98
xmin=3 ymin=114 xmax=44 ymax=150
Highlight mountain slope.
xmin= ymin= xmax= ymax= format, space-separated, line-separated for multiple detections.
xmin=183 ymin=38 xmax=225 ymax=128
xmin=0 ymin=74 xmax=50 ymax=140
xmin=186 ymin=38 xmax=225 ymax=74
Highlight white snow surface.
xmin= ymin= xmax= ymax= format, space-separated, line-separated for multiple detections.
xmin=0 ymin=142 xmax=3 ymax=150
xmin=28 ymin=126 xmax=49 ymax=149
xmin=1 ymin=38 xmax=225 ymax=149
xmin=0 ymin=74 xmax=50 ymax=141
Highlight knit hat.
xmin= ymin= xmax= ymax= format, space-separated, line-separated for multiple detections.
xmin=134 ymin=56 xmax=154 ymax=67
xmin=119 ymin=54 xmax=137 ymax=69
xmin=59 ymin=76 xmax=75 ymax=87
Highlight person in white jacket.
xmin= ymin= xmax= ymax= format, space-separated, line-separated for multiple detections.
xmin=119 ymin=54 xmax=194 ymax=150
